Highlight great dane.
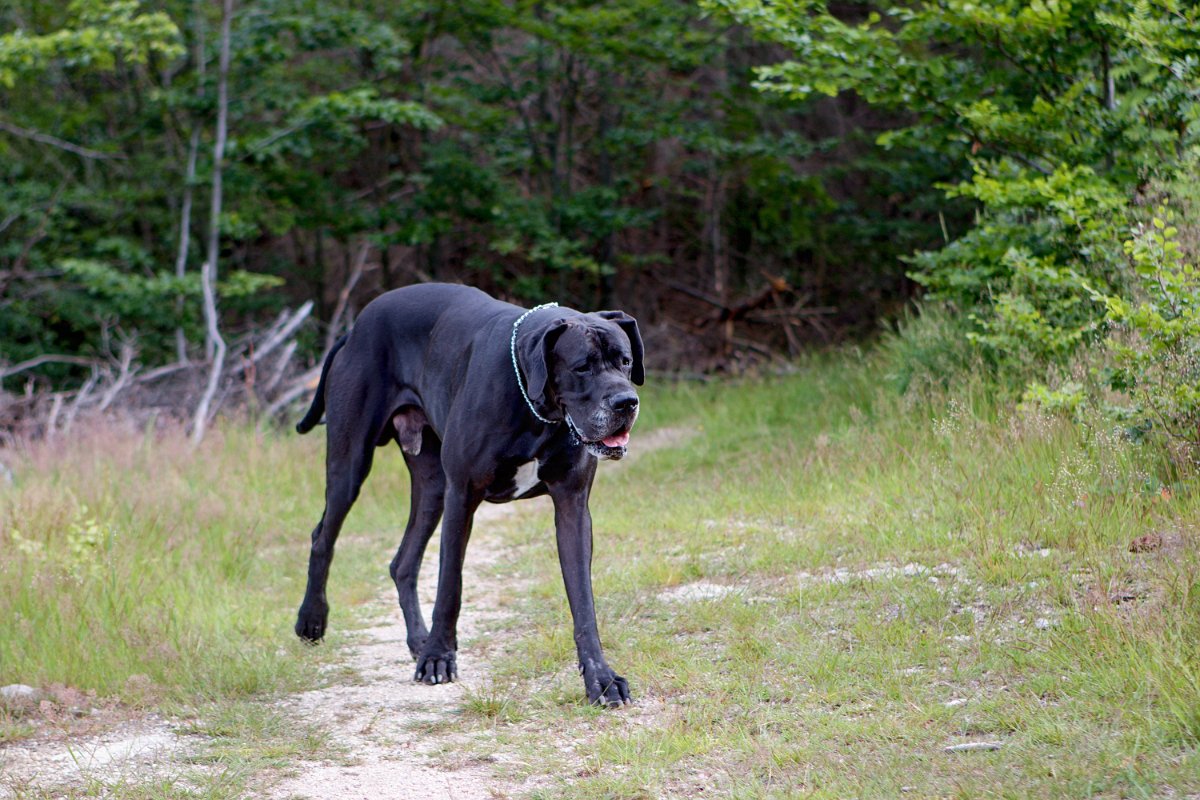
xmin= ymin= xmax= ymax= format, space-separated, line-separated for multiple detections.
xmin=293 ymin=283 xmax=643 ymax=706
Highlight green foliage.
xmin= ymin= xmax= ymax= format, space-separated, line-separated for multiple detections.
xmin=0 ymin=0 xmax=443 ymax=383
xmin=1099 ymin=202 xmax=1200 ymax=449
xmin=876 ymin=303 xmax=984 ymax=395
xmin=0 ymin=0 xmax=965 ymax=386
xmin=0 ymin=0 xmax=182 ymax=88
xmin=710 ymin=0 xmax=1200 ymax=375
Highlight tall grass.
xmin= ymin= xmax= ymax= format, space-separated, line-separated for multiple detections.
xmin=0 ymin=421 xmax=409 ymax=706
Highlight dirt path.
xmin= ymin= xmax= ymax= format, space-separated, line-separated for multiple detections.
xmin=264 ymin=499 xmax=536 ymax=800
xmin=0 ymin=714 xmax=195 ymax=796
xmin=264 ymin=426 xmax=693 ymax=799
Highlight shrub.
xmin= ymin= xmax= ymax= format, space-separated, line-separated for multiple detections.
xmin=1098 ymin=200 xmax=1200 ymax=454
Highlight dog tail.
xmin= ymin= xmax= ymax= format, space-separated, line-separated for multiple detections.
xmin=295 ymin=335 xmax=348 ymax=434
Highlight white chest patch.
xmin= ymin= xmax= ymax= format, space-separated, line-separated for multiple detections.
xmin=512 ymin=460 xmax=541 ymax=496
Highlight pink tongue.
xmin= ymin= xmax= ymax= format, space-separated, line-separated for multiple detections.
xmin=602 ymin=431 xmax=630 ymax=448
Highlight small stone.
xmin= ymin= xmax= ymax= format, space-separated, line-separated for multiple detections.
xmin=944 ymin=741 xmax=1002 ymax=753
xmin=1 ymin=684 xmax=41 ymax=702
xmin=1035 ymin=617 xmax=1053 ymax=630
xmin=0 ymin=683 xmax=42 ymax=712
xmin=944 ymin=698 xmax=968 ymax=708
xmin=657 ymin=582 xmax=734 ymax=603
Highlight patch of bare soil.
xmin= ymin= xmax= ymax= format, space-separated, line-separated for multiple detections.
xmin=0 ymin=713 xmax=194 ymax=797
xmin=264 ymin=500 xmax=535 ymax=800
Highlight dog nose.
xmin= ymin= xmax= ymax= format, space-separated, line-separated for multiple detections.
xmin=609 ymin=391 xmax=639 ymax=413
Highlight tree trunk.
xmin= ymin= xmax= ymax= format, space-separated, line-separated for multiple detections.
xmin=191 ymin=0 xmax=233 ymax=446
xmin=174 ymin=127 xmax=200 ymax=363
xmin=175 ymin=0 xmax=206 ymax=363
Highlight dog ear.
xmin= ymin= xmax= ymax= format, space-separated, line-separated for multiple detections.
xmin=520 ymin=318 xmax=570 ymax=418
xmin=595 ymin=310 xmax=645 ymax=385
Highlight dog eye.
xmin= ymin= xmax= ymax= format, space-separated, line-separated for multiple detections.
xmin=573 ymin=364 xmax=590 ymax=374
xmin=620 ymin=357 xmax=632 ymax=367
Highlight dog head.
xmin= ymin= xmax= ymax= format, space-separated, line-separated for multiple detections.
xmin=519 ymin=309 xmax=644 ymax=460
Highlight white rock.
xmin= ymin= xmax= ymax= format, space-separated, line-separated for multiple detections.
xmin=657 ymin=582 xmax=735 ymax=603
xmin=944 ymin=741 xmax=1002 ymax=753
xmin=0 ymin=684 xmax=41 ymax=704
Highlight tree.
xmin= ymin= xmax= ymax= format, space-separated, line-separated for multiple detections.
xmin=708 ymin=0 xmax=1200 ymax=369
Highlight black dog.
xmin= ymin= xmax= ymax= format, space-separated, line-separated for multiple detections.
xmin=294 ymin=283 xmax=643 ymax=706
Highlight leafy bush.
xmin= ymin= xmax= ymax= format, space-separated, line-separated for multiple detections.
xmin=712 ymin=0 xmax=1200 ymax=378
xmin=1098 ymin=201 xmax=1200 ymax=452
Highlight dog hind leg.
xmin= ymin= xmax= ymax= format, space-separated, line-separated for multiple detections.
xmin=390 ymin=425 xmax=445 ymax=660
xmin=296 ymin=421 xmax=377 ymax=642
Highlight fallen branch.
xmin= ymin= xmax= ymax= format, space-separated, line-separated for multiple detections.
xmin=260 ymin=365 xmax=322 ymax=427
xmin=61 ymin=369 xmax=100 ymax=435
xmin=251 ymin=301 xmax=313 ymax=365
xmin=45 ymin=394 xmax=64 ymax=438
xmin=264 ymin=340 xmax=298 ymax=396
xmin=0 ymin=354 xmax=98 ymax=380
xmin=97 ymin=344 xmax=138 ymax=412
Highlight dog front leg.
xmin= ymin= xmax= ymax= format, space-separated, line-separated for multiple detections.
xmin=414 ymin=483 xmax=479 ymax=685
xmin=551 ymin=489 xmax=631 ymax=707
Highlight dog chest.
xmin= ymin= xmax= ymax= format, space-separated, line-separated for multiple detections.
xmin=485 ymin=459 xmax=544 ymax=502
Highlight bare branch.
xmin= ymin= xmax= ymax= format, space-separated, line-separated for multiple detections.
xmin=260 ymin=365 xmax=322 ymax=426
xmin=135 ymin=360 xmax=195 ymax=383
xmin=0 ymin=354 xmax=97 ymax=380
xmin=251 ymin=301 xmax=313 ymax=365
xmin=174 ymin=125 xmax=202 ymax=363
xmin=263 ymin=339 xmax=298 ymax=396
xmin=325 ymin=241 xmax=370 ymax=354
xmin=0 ymin=118 xmax=125 ymax=161
xmin=45 ymin=394 xmax=64 ymax=438
xmin=61 ymin=369 xmax=100 ymax=435
xmin=97 ymin=343 xmax=138 ymax=412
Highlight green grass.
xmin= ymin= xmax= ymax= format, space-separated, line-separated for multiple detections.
xmin=3 ymin=350 xmax=1200 ymax=798
xmin=459 ymin=353 xmax=1200 ymax=798
xmin=0 ymin=423 xmax=406 ymax=703
xmin=0 ymin=421 xmax=406 ymax=795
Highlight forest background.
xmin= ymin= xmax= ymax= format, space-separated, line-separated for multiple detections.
xmin=4 ymin=3 xmax=1200 ymax=796
xmin=1 ymin=0 xmax=1199 ymax=449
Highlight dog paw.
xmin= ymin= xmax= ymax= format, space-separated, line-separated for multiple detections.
xmin=406 ymin=633 xmax=428 ymax=662
xmin=582 ymin=662 xmax=630 ymax=707
xmin=294 ymin=602 xmax=329 ymax=642
xmin=414 ymin=648 xmax=457 ymax=684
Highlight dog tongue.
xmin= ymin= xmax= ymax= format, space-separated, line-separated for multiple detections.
xmin=602 ymin=431 xmax=630 ymax=448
